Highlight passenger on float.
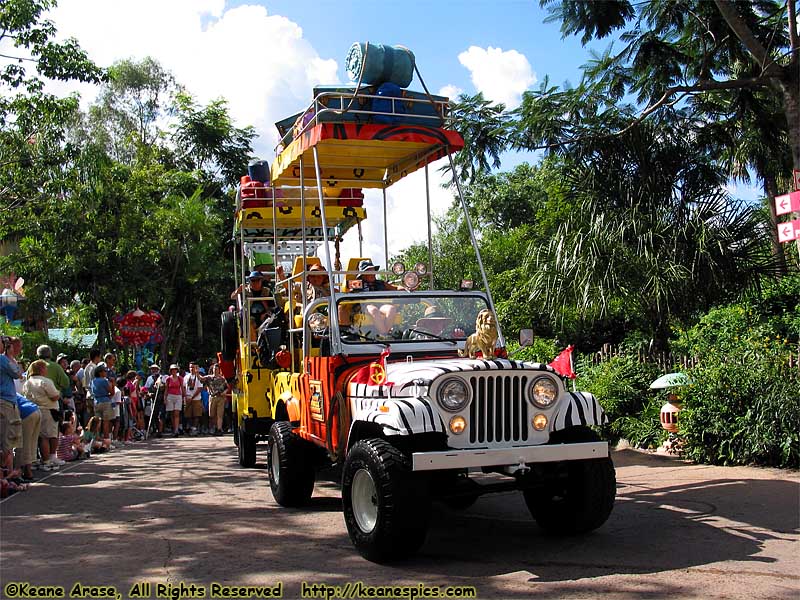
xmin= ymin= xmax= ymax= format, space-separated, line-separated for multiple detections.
xmin=356 ymin=260 xmax=398 ymax=336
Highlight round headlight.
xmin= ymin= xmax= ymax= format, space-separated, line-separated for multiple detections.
xmin=437 ymin=378 xmax=470 ymax=412
xmin=414 ymin=262 xmax=428 ymax=275
xmin=391 ymin=261 xmax=406 ymax=275
xmin=402 ymin=271 xmax=420 ymax=290
xmin=529 ymin=376 xmax=558 ymax=409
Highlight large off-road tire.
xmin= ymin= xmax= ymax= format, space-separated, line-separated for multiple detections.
xmin=523 ymin=426 xmax=615 ymax=534
xmin=268 ymin=422 xmax=315 ymax=506
xmin=237 ymin=422 xmax=257 ymax=468
xmin=220 ymin=311 xmax=238 ymax=361
xmin=342 ymin=439 xmax=430 ymax=562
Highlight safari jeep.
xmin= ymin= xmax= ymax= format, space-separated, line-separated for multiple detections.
xmin=267 ymin=286 xmax=615 ymax=562
xmin=239 ymin=43 xmax=616 ymax=561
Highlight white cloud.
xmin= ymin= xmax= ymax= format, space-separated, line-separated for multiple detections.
xmin=458 ymin=46 xmax=535 ymax=108
xmin=47 ymin=0 xmax=338 ymax=156
xmin=438 ymin=84 xmax=464 ymax=101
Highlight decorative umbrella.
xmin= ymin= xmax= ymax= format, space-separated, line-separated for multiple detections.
xmin=650 ymin=372 xmax=692 ymax=389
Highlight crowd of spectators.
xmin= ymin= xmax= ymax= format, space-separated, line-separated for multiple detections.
xmin=0 ymin=337 xmax=231 ymax=498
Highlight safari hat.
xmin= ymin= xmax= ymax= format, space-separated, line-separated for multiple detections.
xmin=247 ymin=271 xmax=265 ymax=281
xmin=169 ymin=363 xmax=179 ymax=371
xmin=356 ymin=259 xmax=380 ymax=279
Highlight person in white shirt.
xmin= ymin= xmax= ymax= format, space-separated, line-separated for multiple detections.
xmin=183 ymin=363 xmax=203 ymax=435
xmin=22 ymin=359 xmax=63 ymax=469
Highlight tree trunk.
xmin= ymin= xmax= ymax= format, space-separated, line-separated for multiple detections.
xmin=765 ymin=175 xmax=788 ymax=275
xmin=780 ymin=83 xmax=800 ymax=264
xmin=196 ymin=299 xmax=203 ymax=343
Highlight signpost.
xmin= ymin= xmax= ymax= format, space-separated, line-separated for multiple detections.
xmin=777 ymin=219 xmax=800 ymax=243
xmin=776 ymin=171 xmax=800 ymax=255
xmin=775 ymin=190 xmax=800 ymax=216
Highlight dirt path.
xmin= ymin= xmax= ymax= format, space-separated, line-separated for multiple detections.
xmin=1 ymin=436 xmax=798 ymax=599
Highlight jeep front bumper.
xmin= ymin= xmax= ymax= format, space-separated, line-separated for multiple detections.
xmin=411 ymin=441 xmax=609 ymax=471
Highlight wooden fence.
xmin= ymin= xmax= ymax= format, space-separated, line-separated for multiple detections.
xmin=588 ymin=342 xmax=800 ymax=372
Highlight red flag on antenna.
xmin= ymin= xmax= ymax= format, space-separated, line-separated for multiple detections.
xmin=549 ymin=345 xmax=576 ymax=379
xmin=351 ymin=347 xmax=393 ymax=386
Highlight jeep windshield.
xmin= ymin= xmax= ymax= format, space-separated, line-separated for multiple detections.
xmin=336 ymin=293 xmax=490 ymax=345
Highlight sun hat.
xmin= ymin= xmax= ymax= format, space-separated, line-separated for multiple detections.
xmin=356 ymin=259 xmax=380 ymax=279
xmin=149 ymin=363 xmax=160 ymax=370
xmin=247 ymin=271 xmax=265 ymax=280
xmin=169 ymin=363 xmax=179 ymax=371
xmin=56 ymin=353 xmax=68 ymax=363
xmin=357 ymin=259 xmax=380 ymax=272
xmin=308 ymin=264 xmax=326 ymax=273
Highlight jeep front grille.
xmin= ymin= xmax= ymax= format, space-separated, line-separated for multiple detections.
xmin=468 ymin=375 xmax=529 ymax=444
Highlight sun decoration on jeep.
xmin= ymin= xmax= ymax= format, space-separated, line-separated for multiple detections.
xmin=219 ymin=42 xmax=615 ymax=563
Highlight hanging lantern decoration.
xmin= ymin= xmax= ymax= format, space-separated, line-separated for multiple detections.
xmin=114 ymin=308 xmax=164 ymax=348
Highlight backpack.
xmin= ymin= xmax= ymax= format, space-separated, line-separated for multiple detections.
xmin=373 ymin=82 xmax=406 ymax=124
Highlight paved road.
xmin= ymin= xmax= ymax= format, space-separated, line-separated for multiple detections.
xmin=1 ymin=436 xmax=798 ymax=600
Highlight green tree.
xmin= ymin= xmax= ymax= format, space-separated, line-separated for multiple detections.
xmin=0 ymin=0 xmax=103 ymax=214
xmin=535 ymin=0 xmax=800 ymax=257
xmin=87 ymin=57 xmax=179 ymax=164
xmin=2 ymin=48 xmax=251 ymax=363
xmin=172 ymin=92 xmax=256 ymax=188
xmin=525 ymin=120 xmax=775 ymax=346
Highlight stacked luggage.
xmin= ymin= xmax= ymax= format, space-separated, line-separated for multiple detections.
xmin=276 ymin=42 xmax=451 ymax=146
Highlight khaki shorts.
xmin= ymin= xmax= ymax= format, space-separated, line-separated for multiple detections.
xmin=185 ymin=399 xmax=204 ymax=418
xmin=38 ymin=406 xmax=59 ymax=439
xmin=209 ymin=395 xmax=226 ymax=421
xmin=165 ymin=393 xmax=183 ymax=412
xmin=15 ymin=410 xmax=41 ymax=467
xmin=94 ymin=401 xmax=115 ymax=422
xmin=0 ymin=399 xmax=22 ymax=451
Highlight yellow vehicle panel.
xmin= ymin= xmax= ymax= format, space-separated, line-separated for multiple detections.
xmin=237 ymin=205 xmax=366 ymax=230
xmin=272 ymin=123 xmax=464 ymax=188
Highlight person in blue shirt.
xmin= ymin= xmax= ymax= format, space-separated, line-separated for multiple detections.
xmin=91 ymin=364 xmax=115 ymax=442
xmin=0 ymin=336 xmax=24 ymax=483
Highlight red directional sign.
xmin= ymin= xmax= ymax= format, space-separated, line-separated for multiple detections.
xmin=794 ymin=169 xmax=800 ymax=192
xmin=775 ymin=191 xmax=800 ymax=216
xmin=777 ymin=219 xmax=800 ymax=243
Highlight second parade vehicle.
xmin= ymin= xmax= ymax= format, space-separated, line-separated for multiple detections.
xmin=231 ymin=43 xmax=616 ymax=561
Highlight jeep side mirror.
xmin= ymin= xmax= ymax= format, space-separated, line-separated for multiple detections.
xmin=519 ymin=329 xmax=534 ymax=347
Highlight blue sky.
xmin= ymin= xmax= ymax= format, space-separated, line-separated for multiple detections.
xmin=230 ymin=0 xmax=592 ymax=94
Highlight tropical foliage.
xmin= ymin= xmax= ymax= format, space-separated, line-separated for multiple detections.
xmin=1 ymin=5 xmax=254 ymax=362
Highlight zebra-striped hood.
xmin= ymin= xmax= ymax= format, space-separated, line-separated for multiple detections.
xmin=346 ymin=357 xmax=606 ymax=440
